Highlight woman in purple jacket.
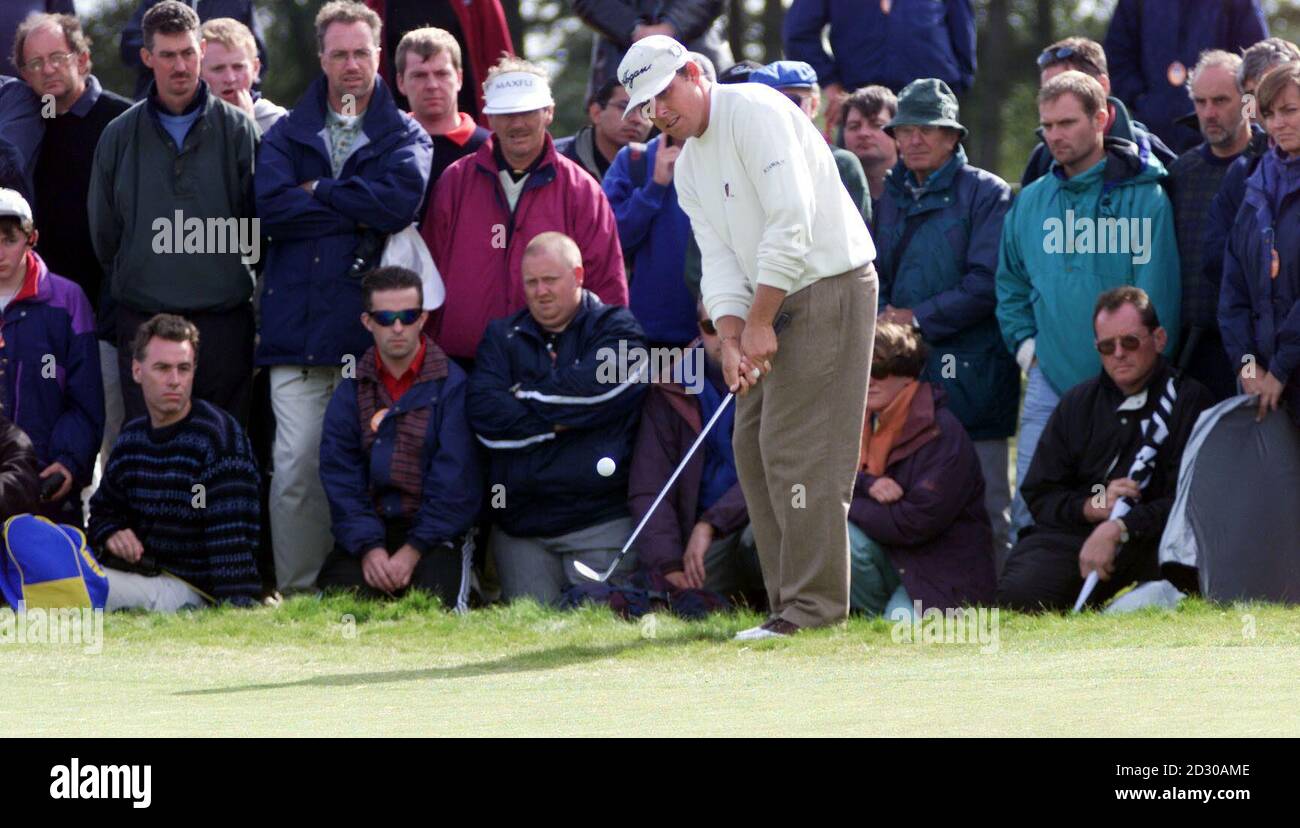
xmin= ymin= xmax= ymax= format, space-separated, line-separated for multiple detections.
xmin=848 ymin=322 xmax=996 ymax=616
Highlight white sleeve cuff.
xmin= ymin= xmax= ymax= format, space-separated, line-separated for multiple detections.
xmin=1016 ymin=337 xmax=1036 ymax=373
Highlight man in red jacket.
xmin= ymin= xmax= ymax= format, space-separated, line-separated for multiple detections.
xmin=422 ymin=56 xmax=628 ymax=366
xmin=363 ymin=0 xmax=513 ymax=119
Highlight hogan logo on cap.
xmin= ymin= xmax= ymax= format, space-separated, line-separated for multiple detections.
xmin=617 ymin=35 xmax=689 ymax=120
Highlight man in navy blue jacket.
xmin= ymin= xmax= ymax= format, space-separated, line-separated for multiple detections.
xmin=318 ymin=267 xmax=481 ymax=607
xmin=783 ymin=0 xmax=975 ymax=139
xmin=255 ymin=0 xmax=431 ymax=594
xmin=468 ymin=232 xmax=648 ymax=605
xmin=1104 ymin=0 xmax=1268 ymax=154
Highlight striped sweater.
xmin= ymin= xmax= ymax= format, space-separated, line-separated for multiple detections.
xmin=88 ymin=399 xmax=262 ymax=605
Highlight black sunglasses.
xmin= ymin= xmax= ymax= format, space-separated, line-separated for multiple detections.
xmin=1095 ymin=332 xmax=1149 ymax=356
xmin=870 ymin=362 xmax=890 ymax=380
xmin=368 ymin=308 xmax=422 ymax=327
xmin=1037 ymin=45 xmax=1101 ymax=75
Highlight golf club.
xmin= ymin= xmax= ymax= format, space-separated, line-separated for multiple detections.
xmin=575 ymin=312 xmax=791 ymax=583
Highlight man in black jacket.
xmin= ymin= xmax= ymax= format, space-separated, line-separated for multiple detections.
xmin=998 ymin=288 xmax=1215 ymax=612
xmin=0 ymin=415 xmax=39 ymax=519
xmin=573 ymin=0 xmax=731 ymax=98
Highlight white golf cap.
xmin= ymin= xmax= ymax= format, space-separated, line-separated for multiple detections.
xmin=481 ymin=71 xmax=554 ymax=115
xmin=0 ymin=188 xmax=32 ymax=223
xmin=617 ymin=35 xmax=689 ymax=120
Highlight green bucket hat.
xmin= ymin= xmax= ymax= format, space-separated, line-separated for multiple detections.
xmin=884 ymin=78 xmax=968 ymax=138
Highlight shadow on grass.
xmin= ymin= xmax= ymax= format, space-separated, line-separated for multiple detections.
xmin=175 ymin=634 xmax=717 ymax=696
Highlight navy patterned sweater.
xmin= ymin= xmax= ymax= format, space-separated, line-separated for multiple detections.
xmin=88 ymin=400 xmax=262 ymax=605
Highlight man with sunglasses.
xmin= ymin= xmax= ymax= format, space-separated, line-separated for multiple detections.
xmin=318 ymin=267 xmax=480 ymax=606
xmin=1020 ymin=37 xmax=1176 ymax=189
xmin=998 ymin=287 xmax=1213 ymax=612
xmin=619 ymin=36 xmax=878 ymax=639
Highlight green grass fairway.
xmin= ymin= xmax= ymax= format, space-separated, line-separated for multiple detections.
xmin=5 ymin=595 xmax=1299 ymax=737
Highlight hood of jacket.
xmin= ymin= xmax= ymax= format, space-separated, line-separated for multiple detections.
xmin=1051 ymin=134 xmax=1167 ymax=194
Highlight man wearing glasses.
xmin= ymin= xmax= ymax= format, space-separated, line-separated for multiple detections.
xmin=255 ymin=0 xmax=431 ymax=594
xmin=318 ymin=267 xmax=480 ymax=605
xmin=1020 ymin=37 xmax=1176 ymax=188
xmin=998 ymin=287 xmax=1213 ymax=612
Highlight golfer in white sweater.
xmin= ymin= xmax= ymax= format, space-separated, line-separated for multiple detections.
xmin=619 ymin=36 xmax=878 ymax=639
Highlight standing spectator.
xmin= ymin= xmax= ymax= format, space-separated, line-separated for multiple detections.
xmin=0 ymin=1 xmax=74 ymax=77
xmin=396 ymin=26 xmax=489 ymax=200
xmin=88 ymin=314 xmax=263 ymax=611
xmin=573 ymin=0 xmax=732 ymax=100
xmin=849 ymin=322 xmax=995 ymax=616
xmin=1104 ymin=0 xmax=1268 ymax=154
xmin=0 ymin=188 xmax=102 ymax=526
xmin=625 ymin=36 xmax=878 ymax=638
xmin=1202 ymin=38 xmax=1300 ymax=335
xmin=13 ymin=13 xmax=130 ymax=483
xmin=363 ymin=0 xmax=514 ymax=119
xmin=200 ymin=17 xmax=285 ymax=135
xmin=555 ymin=77 xmax=652 ymax=184
xmin=750 ymin=60 xmax=872 ymax=225
xmin=873 ymin=79 xmax=1017 ymax=567
xmin=1021 ymin=37 xmax=1176 ymax=188
xmin=840 ymin=85 xmax=898 ymax=223
xmin=1167 ymin=50 xmax=1255 ymax=402
xmin=1220 ymin=61 xmax=1300 ymax=427
xmin=423 ymin=56 xmax=627 ymax=364
xmin=628 ymin=302 xmax=757 ymax=601
xmin=255 ymin=0 xmax=431 ymax=593
xmin=318 ymin=267 xmax=481 ymax=606
xmin=0 ymin=75 xmax=42 ymax=199
xmin=0 ymin=414 xmax=39 ymax=518
xmin=996 ymin=71 xmax=1180 ymax=539
xmin=784 ymin=0 xmax=975 ymax=140
xmin=122 ymin=0 xmax=266 ymax=100
xmin=88 ymin=1 xmax=258 ymax=428
xmin=467 ymin=233 xmax=648 ymax=604
xmin=998 ymin=288 xmax=1214 ymax=612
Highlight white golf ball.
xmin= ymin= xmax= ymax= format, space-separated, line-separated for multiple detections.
xmin=597 ymin=456 xmax=617 ymax=477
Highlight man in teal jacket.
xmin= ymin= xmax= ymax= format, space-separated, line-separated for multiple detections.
xmin=997 ymin=70 xmax=1180 ymax=538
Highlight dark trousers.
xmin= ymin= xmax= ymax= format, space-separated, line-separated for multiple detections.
xmin=317 ymin=519 xmax=464 ymax=608
xmin=115 ymin=303 xmax=254 ymax=427
xmin=997 ymin=529 xmax=1161 ymax=612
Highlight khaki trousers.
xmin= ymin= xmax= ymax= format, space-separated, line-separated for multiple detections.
xmin=732 ymin=265 xmax=877 ymax=628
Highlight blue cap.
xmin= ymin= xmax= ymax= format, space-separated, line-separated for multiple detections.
xmin=749 ymin=60 xmax=819 ymax=90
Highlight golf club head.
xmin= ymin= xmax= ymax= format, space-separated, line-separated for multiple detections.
xmin=573 ymin=559 xmax=608 ymax=582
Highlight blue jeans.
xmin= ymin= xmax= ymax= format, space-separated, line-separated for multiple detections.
xmin=1011 ymin=364 xmax=1062 ymax=540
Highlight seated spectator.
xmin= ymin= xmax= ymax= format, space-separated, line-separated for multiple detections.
xmin=424 ymin=56 xmax=628 ymax=364
xmin=555 ymin=77 xmax=652 ymax=184
xmin=200 ymin=17 xmax=286 ymax=135
xmin=998 ymin=288 xmax=1214 ymax=612
xmin=318 ymin=267 xmax=481 ymax=606
xmin=467 ymin=233 xmax=647 ymax=604
xmin=749 ymin=60 xmax=871 ymax=225
xmin=396 ymin=26 xmax=490 ymax=198
xmin=603 ymin=53 xmax=715 ymax=348
xmin=0 ymin=413 xmax=39 ymax=519
xmin=628 ymin=302 xmax=758 ymax=603
xmin=0 ymin=188 xmax=103 ymax=526
xmin=1020 ymin=37 xmax=1176 ymax=188
xmin=89 ymin=314 xmax=263 ymax=611
xmin=849 ymin=322 xmax=995 ymax=617
xmin=1221 ymin=61 xmax=1300 ymax=426
xmin=122 ymin=0 xmax=267 ymax=99
xmin=839 ymin=85 xmax=897 ymax=222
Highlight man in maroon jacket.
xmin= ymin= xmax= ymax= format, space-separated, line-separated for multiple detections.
xmin=422 ymin=56 xmax=627 ymax=366
xmin=627 ymin=302 xmax=759 ymax=603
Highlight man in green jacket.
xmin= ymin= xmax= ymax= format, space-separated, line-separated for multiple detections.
xmin=88 ymin=0 xmax=258 ymax=425
xmin=996 ymin=70 xmax=1180 ymax=539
